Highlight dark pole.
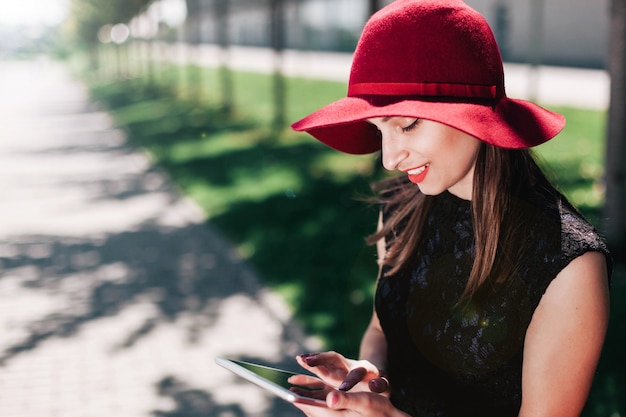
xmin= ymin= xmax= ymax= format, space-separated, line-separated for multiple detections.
xmin=270 ymin=0 xmax=286 ymax=133
xmin=216 ymin=0 xmax=233 ymax=114
xmin=368 ymin=0 xmax=382 ymax=16
xmin=527 ymin=0 xmax=544 ymax=102
xmin=603 ymin=0 xmax=626 ymax=256
xmin=192 ymin=0 xmax=203 ymax=102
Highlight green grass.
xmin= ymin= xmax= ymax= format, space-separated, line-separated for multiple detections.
xmin=85 ymin=63 xmax=623 ymax=417
xmin=534 ymin=106 xmax=608 ymax=224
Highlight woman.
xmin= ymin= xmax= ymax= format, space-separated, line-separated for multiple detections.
xmin=290 ymin=1 xmax=612 ymax=416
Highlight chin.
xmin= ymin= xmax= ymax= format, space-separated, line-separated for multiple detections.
xmin=416 ymin=184 xmax=445 ymax=196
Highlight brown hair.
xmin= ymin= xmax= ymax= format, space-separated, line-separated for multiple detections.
xmin=367 ymin=144 xmax=554 ymax=301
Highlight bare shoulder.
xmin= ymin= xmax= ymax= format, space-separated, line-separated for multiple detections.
xmin=520 ymin=251 xmax=610 ymax=416
xmin=530 ymin=250 xmax=609 ymax=341
xmin=542 ymin=251 xmax=609 ymax=311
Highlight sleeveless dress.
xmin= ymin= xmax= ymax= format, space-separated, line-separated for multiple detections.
xmin=375 ymin=187 xmax=611 ymax=417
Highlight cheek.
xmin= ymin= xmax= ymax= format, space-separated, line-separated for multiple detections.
xmin=450 ymin=136 xmax=481 ymax=165
xmin=458 ymin=148 xmax=480 ymax=171
xmin=434 ymin=140 xmax=480 ymax=178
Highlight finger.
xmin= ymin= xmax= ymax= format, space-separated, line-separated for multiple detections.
xmin=368 ymin=377 xmax=390 ymax=393
xmin=289 ymin=386 xmax=328 ymax=401
xmin=299 ymin=352 xmax=340 ymax=368
xmin=337 ymin=367 xmax=367 ymax=391
xmin=297 ymin=353 xmax=328 ymax=370
xmin=296 ymin=354 xmax=317 ymax=372
xmin=288 ymin=374 xmax=325 ymax=388
xmin=326 ymin=390 xmax=371 ymax=410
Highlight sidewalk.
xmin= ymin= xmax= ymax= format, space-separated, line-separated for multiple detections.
xmin=0 ymin=60 xmax=312 ymax=417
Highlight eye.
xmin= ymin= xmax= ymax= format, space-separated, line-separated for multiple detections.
xmin=401 ymin=119 xmax=421 ymax=133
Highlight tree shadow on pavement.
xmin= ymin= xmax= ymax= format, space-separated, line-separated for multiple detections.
xmin=0 ymin=223 xmax=307 ymax=417
xmin=153 ymin=376 xmax=246 ymax=417
xmin=0 ymin=225 xmax=239 ymax=359
xmin=152 ymin=374 xmax=302 ymax=417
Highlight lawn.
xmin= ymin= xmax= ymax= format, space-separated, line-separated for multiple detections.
xmin=86 ymin=63 xmax=623 ymax=417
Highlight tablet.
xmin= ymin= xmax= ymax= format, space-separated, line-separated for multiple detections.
xmin=215 ymin=357 xmax=330 ymax=407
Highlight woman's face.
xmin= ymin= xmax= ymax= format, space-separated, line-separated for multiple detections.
xmin=367 ymin=117 xmax=482 ymax=200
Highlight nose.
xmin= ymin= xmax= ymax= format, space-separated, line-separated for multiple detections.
xmin=380 ymin=133 xmax=408 ymax=171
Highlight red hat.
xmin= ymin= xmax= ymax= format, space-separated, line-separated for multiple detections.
xmin=291 ymin=0 xmax=565 ymax=154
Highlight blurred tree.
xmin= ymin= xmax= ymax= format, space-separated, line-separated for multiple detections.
xmin=65 ymin=0 xmax=153 ymax=75
xmin=66 ymin=0 xmax=153 ymax=45
xmin=604 ymin=0 xmax=626 ymax=256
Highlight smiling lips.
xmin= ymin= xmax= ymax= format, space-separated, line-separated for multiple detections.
xmin=405 ymin=164 xmax=430 ymax=184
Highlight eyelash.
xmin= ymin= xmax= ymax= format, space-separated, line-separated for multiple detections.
xmin=402 ymin=119 xmax=420 ymax=132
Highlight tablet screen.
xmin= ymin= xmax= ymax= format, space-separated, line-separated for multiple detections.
xmin=216 ymin=357 xmax=330 ymax=407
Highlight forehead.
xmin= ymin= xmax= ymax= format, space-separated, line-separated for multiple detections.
xmin=366 ymin=116 xmax=411 ymax=124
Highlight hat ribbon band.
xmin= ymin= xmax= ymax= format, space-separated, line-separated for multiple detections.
xmin=348 ymin=82 xmax=498 ymax=99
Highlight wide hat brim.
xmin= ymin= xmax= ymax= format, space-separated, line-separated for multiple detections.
xmin=291 ymin=95 xmax=566 ymax=154
xmin=291 ymin=0 xmax=566 ymax=154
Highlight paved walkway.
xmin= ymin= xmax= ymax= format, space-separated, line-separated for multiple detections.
xmin=0 ymin=59 xmax=313 ymax=417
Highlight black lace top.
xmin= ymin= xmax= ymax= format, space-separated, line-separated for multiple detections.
xmin=375 ymin=188 xmax=611 ymax=417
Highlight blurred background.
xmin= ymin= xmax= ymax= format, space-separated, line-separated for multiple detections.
xmin=0 ymin=0 xmax=623 ymax=416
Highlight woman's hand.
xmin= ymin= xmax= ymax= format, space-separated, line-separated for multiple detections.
xmin=294 ymin=389 xmax=409 ymax=417
xmin=296 ymin=352 xmax=389 ymax=394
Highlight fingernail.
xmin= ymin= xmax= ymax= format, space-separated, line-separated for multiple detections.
xmin=299 ymin=353 xmax=317 ymax=360
xmin=369 ymin=378 xmax=389 ymax=393
xmin=338 ymin=382 xmax=349 ymax=391
xmin=301 ymin=354 xmax=319 ymax=366
xmin=369 ymin=379 xmax=382 ymax=392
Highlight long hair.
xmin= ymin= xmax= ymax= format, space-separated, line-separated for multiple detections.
xmin=367 ymin=144 xmax=556 ymax=301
